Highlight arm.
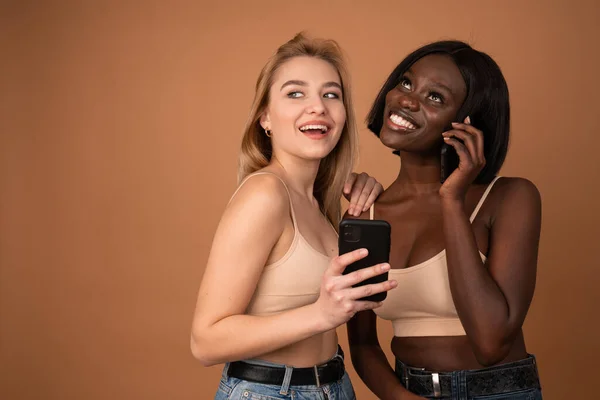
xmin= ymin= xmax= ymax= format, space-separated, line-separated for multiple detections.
xmin=348 ymin=311 xmax=425 ymax=400
xmin=441 ymin=178 xmax=541 ymax=366
xmin=191 ymin=175 xmax=394 ymax=366
xmin=344 ymin=211 xmax=425 ymax=400
xmin=440 ymin=120 xmax=542 ymax=365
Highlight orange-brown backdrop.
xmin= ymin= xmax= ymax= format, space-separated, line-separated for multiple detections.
xmin=2 ymin=1 xmax=599 ymax=399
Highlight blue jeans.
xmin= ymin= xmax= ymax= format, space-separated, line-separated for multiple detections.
xmin=214 ymin=357 xmax=356 ymax=399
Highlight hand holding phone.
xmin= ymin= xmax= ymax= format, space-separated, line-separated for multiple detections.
xmin=440 ymin=116 xmax=487 ymax=198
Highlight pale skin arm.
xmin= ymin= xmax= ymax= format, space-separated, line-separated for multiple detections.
xmin=190 ymin=174 xmax=395 ymax=366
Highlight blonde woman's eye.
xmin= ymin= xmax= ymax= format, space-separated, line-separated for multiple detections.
xmin=324 ymin=92 xmax=340 ymax=99
xmin=287 ymin=91 xmax=304 ymax=98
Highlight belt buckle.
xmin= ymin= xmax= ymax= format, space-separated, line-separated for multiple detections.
xmin=313 ymin=365 xmax=321 ymax=388
xmin=432 ymin=372 xmax=441 ymax=398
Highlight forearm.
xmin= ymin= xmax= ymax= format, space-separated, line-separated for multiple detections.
xmin=191 ymin=303 xmax=327 ymax=366
xmin=441 ymin=200 xmax=512 ymax=352
xmin=351 ymin=344 xmax=414 ymax=400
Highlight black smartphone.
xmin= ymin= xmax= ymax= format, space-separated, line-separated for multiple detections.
xmin=441 ymin=112 xmax=473 ymax=183
xmin=338 ymin=219 xmax=391 ymax=302
xmin=440 ymin=141 xmax=459 ymax=184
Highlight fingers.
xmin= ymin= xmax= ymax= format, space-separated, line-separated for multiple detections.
xmin=343 ymin=172 xmax=357 ymax=198
xmin=451 ymin=118 xmax=485 ymax=162
xmin=443 ymin=130 xmax=478 ymax=164
xmin=347 ymin=173 xmax=368 ymax=215
xmin=342 ymin=262 xmax=390 ymax=287
xmin=328 ymin=248 xmax=368 ymax=275
xmin=362 ymin=182 xmax=383 ymax=213
xmin=442 ymin=136 xmax=471 ymax=165
xmin=346 ymin=278 xmax=397 ymax=301
xmin=351 ymin=177 xmax=377 ymax=216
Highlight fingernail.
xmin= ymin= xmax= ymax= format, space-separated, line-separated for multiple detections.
xmin=360 ymin=249 xmax=368 ymax=255
xmin=444 ymin=137 xmax=451 ymax=141
xmin=451 ymin=122 xmax=459 ymax=126
xmin=390 ymin=280 xmax=398 ymax=287
xmin=465 ymin=116 xmax=471 ymax=124
xmin=381 ymin=263 xmax=390 ymax=271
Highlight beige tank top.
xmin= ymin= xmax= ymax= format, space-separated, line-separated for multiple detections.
xmin=372 ymin=176 xmax=501 ymax=337
xmin=229 ymin=172 xmax=335 ymax=316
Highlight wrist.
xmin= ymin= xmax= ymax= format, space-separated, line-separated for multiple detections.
xmin=306 ymin=302 xmax=332 ymax=333
xmin=440 ymin=195 xmax=464 ymax=210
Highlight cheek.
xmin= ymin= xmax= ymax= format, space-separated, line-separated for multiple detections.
xmin=384 ymin=89 xmax=396 ymax=105
xmin=331 ymin=103 xmax=346 ymax=127
xmin=425 ymin=107 xmax=455 ymax=131
xmin=269 ymin=103 xmax=302 ymax=126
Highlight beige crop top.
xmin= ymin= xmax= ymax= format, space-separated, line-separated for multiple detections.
xmin=230 ymin=172 xmax=335 ymax=316
xmin=372 ymin=176 xmax=501 ymax=337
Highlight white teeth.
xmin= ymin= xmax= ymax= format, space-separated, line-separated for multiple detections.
xmin=389 ymin=114 xmax=416 ymax=129
xmin=299 ymin=124 xmax=329 ymax=132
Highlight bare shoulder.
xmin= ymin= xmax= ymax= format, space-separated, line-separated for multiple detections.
xmin=224 ymin=173 xmax=291 ymax=226
xmin=488 ymin=177 xmax=542 ymax=222
xmin=491 ymin=177 xmax=541 ymax=206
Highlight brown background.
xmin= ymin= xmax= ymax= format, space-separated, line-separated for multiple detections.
xmin=1 ymin=1 xmax=599 ymax=399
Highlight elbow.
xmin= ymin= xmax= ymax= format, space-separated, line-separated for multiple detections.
xmin=190 ymin=330 xmax=220 ymax=367
xmin=472 ymin=337 xmax=512 ymax=367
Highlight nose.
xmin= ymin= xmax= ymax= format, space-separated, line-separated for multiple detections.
xmin=306 ymin=96 xmax=326 ymax=115
xmin=399 ymin=93 xmax=419 ymax=112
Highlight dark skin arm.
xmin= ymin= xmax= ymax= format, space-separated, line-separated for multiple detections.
xmin=440 ymin=119 xmax=542 ymax=366
xmin=348 ymin=310 xmax=427 ymax=400
xmin=345 ymin=209 xmax=426 ymax=400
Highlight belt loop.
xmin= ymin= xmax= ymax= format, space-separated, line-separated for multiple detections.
xmin=222 ymin=362 xmax=230 ymax=379
xmin=432 ymin=372 xmax=441 ymax=398
xmin=402 ymin=365 xmax=410 ymax=390
xmin=337 ymin=344 xmax=345 ymax=361
xmin=279 ymin=365 xmax=293 ymax=395
xmin=460 ymin=369 xmax=468 ymax=399
xmin=313 ymin=365 xmax=321 ymax=387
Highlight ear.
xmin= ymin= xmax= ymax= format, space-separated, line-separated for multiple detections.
xmin=259 ymin=112 xmax=271 ymax=131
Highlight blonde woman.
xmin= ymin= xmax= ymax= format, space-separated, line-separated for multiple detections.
xmin=191 ymin=33 xmax=396 ymax=399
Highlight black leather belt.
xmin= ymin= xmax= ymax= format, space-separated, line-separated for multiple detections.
xmin=227 ymin=346 xmax=345 ymax=387
xmin=395 ymin=355 xmax=541 ymax=398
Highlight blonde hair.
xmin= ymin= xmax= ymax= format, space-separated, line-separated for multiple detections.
xmin=238 ymin=32 xmax=358 ymax=230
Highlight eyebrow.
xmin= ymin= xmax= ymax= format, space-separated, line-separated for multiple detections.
xmin=280 ymin=80 xmax=342 ymax=91
xmin=403 ymin=70 xmax=454 ymax=95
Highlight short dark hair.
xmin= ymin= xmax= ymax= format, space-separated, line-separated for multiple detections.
xmin=366 ymin=41 xmax=510 ymax=184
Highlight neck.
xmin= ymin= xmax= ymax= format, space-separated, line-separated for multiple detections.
xmin=269 ymin=153 xmax=321 ymax=201
xmin=389 ymin=151 xmax=442 ymax=195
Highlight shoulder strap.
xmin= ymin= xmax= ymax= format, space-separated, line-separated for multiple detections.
xmin=469 ymin=176 xmax=502 ymax=222
xmin=229 ymin=172 xmax=297 ymax=229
